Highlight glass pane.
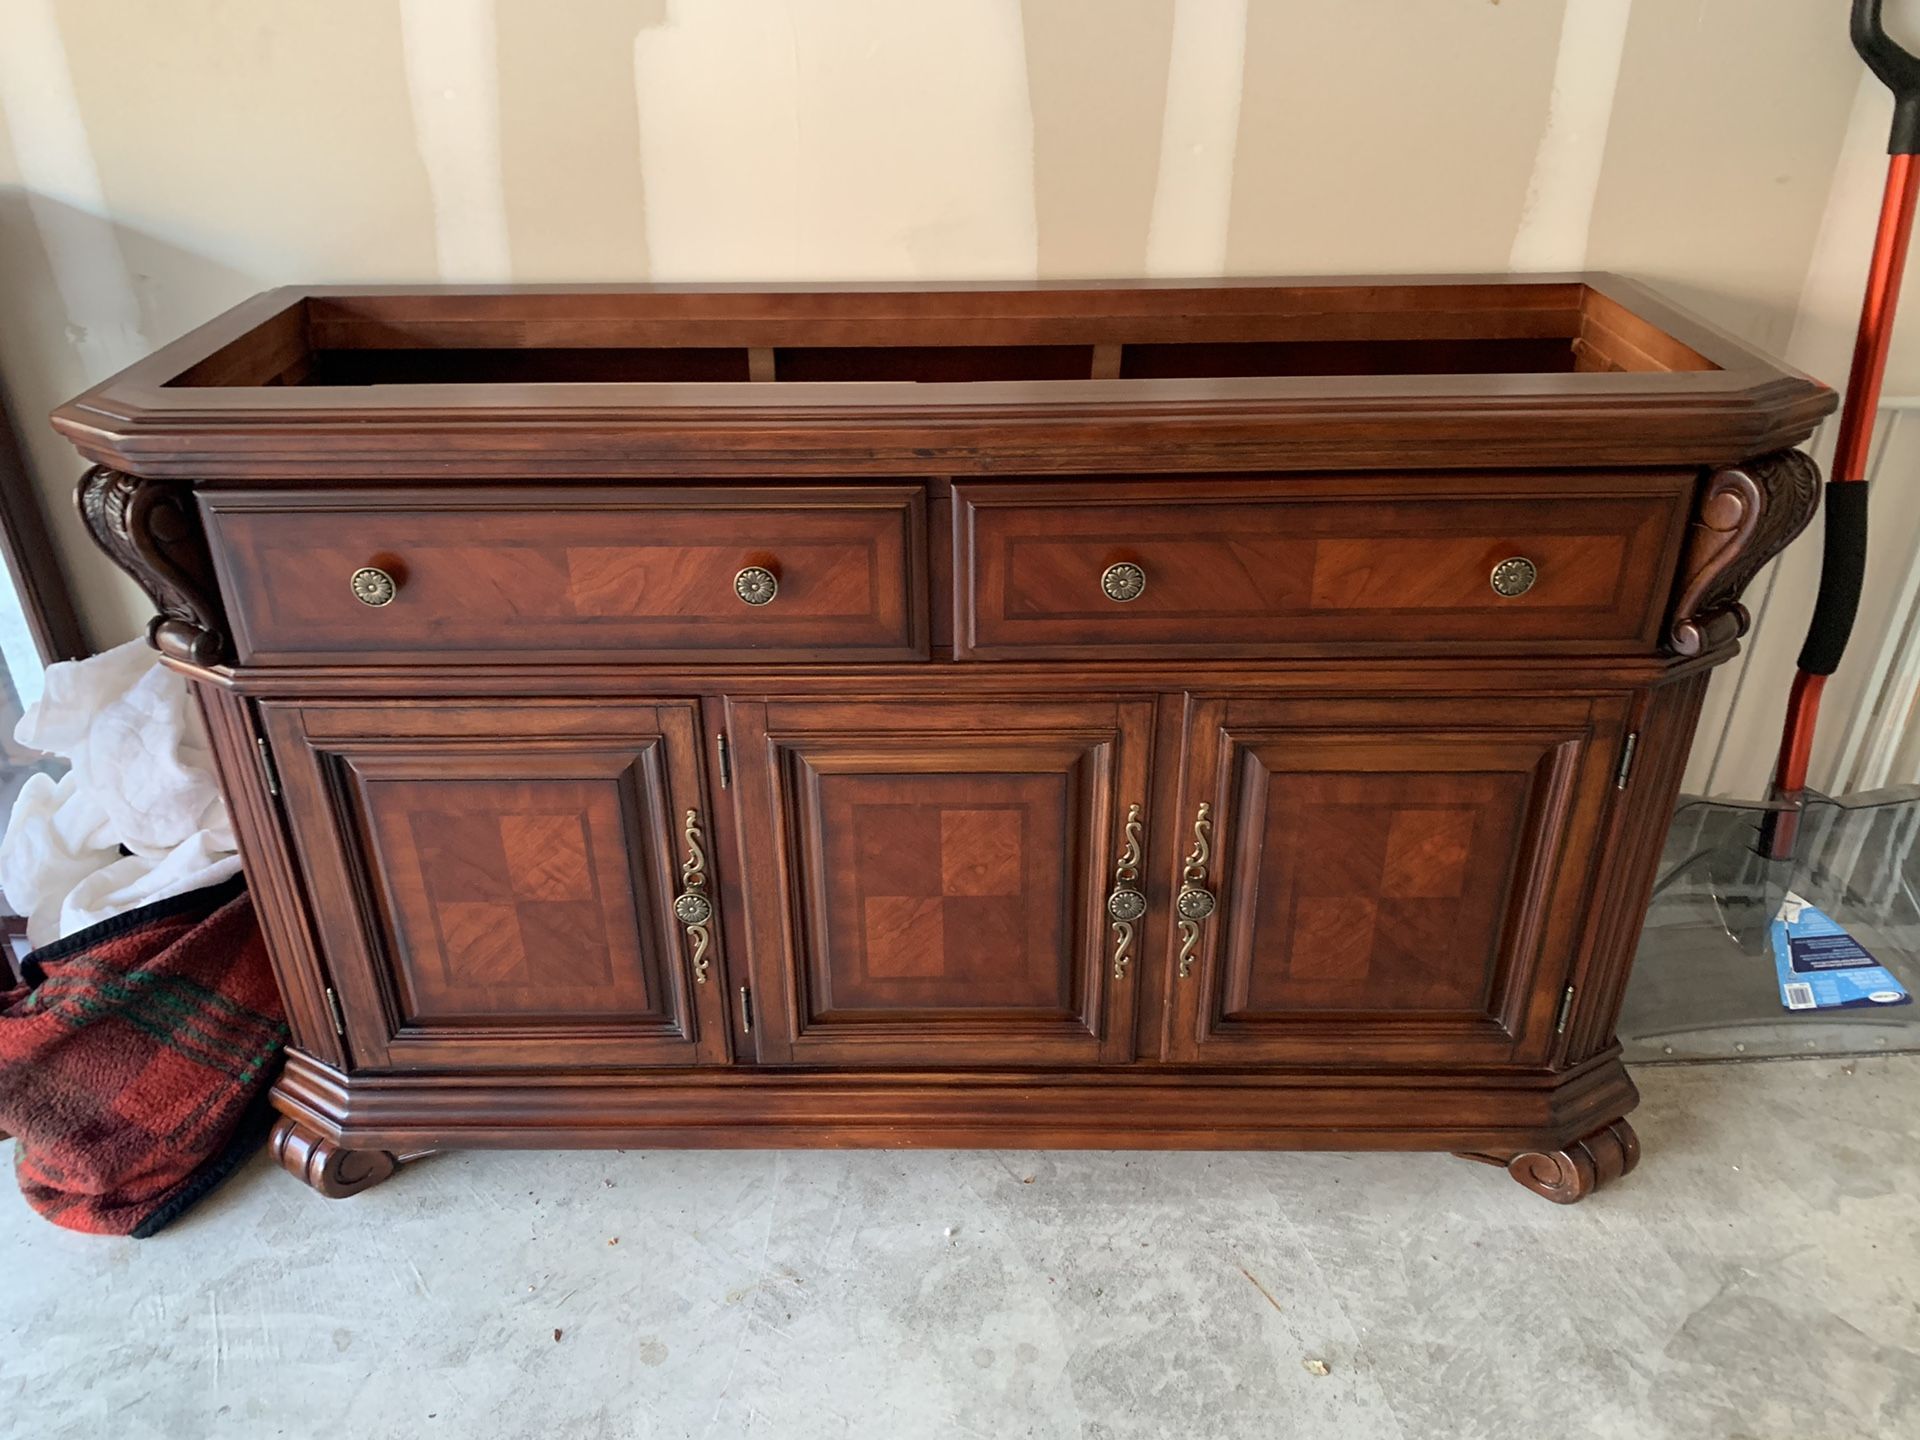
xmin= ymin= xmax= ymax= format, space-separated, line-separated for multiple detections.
xmin=1621 ymin=792 xmax=1920 ymax=1062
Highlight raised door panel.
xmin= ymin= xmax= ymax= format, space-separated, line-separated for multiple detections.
xmin=263 ymin=701 xmax=729 ymax=1069
xmin=728 ymin=699 xmax=1154 ymax=1065
xmin=1164 ymin=694 xmax=1625 ymax=1066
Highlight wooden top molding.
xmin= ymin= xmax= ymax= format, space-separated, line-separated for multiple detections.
xmin=51 ymin=275 xmax=1835 ymax=479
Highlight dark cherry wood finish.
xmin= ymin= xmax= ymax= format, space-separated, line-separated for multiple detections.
xmin=56 ymin=278 xmax=1832 ymax=1204
xmin=956 ymin=475 xmax=1691 ymax=658
xmin=261 ymin=700 xmax=731 ymax=1070
xmin=726 ymin=697 xmax=1153 ymax=1066
xmin=1163 ymin=694 xmax=1625 ymax=1068
xmin=203 ymin=486 xmax=927 ymax=664
xmin=269 ymin=1114 xmax=401 ymax=1197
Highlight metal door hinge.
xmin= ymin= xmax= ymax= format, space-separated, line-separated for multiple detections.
xmin=1555 ymin=985 xmax=1576 ymax=1035
xmin=738 ymin=985 xmax=753 ymax=1034
xmin=1613 ymin=731 xmax=1640 ymax=790
xmin=255 ymin=734 xmax=281 ymax=798
xmin=324 ymin=986 xmax=347 ymax=1037
xmin=716 ymin=731 xmax=732 ymax=790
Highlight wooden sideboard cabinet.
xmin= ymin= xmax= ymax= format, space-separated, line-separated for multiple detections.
xmin=55 ymin=278 xmax=1833 ymax=1204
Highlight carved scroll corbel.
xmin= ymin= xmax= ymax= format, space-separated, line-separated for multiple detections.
xmin=1667 ymin=449 xmax=1822 ymax=657
xmin=75 ymin=465 xmax=229 ymax=665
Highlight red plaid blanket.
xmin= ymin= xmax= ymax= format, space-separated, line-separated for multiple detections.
xmin=0 ymin=877 xmax=286 ymax=1237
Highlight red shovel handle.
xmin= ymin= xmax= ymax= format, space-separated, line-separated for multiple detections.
xmin=1764 ymin=2 xmax=1920 ymax=851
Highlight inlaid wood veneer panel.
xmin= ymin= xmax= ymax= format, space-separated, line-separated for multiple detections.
xmin=1243 ymin=771 xmax=1526 ymax=1013
xmin=202 ymin=487 xmax=927 ymax=663
xmin=261 ymin=701 xmax=724 ymax=1071
xmin=1164 ymin=692 xmax=1628 ymax=1069
xmin=819 ymin=776 xmax=1071 ymax=1014
xmin=955 ymin=477 xmax=1690 ymax=657
xmin=730 ymin=696 xmax=1152 ymax=1066
xmin=364 ymin=777 xmax=648 ymax=1021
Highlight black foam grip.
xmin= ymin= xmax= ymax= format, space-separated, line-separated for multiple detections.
xmin=1797 ymin=482 xmax=1870 ymax=676
xmin=1856 ymin=0 xmax=1920 ymax=153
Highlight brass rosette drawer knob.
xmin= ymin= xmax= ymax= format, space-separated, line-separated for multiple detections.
xmin=1101 ymin=561 xmax=1146 ymax=603
xmin=350 ymin=566 xmax=398 ymax=607
xmin=734 ymin=566 xmax=779 ymax=606
xmin=1490 ymin=557 xmax=1537 ymax=598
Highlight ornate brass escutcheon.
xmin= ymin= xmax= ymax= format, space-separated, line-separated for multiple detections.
xmin=1107 ymin=803 xmax=1147 ymax=980
xmin=674 ymin=808 xmax=714 ymax=982
xmin=1176 ymin=802 xmax=1215 ymax=979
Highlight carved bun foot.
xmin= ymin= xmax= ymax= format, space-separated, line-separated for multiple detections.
xmin=1457 ymin=1118 xmax=1641 ymax=1205
xmin=270 ymin=1116 xmax=402 ymax=1198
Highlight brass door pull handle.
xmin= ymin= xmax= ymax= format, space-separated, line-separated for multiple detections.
xmin=1176 ymin=802 xmax=1215 ymax=979
xmin=1106 ymin=803 xmax=1146 ymax=980
xmin=734 ymin=566 xmax=779 ymax=605
xmin=350 ymin=566 xmax=397 ymax=607
xmin=673 ymin=808 xmax=714 ymax=983
xmin=1101 ymin=562 xmax=1146 ymax=603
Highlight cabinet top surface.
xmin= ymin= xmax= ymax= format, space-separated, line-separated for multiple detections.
xmin=53 ymin=275 xmax=1833 ymax=479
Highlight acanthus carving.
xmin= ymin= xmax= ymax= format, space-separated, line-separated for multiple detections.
xmin=1668 ymin=449 xmax=1822 ymax=656
xmin=75 ymin=465 xmax=228 ymax=665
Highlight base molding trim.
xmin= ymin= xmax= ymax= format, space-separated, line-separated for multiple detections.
xmin=272 ymin=1049 xmax=1638 ymax=1178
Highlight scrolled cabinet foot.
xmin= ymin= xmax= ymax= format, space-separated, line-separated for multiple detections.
xmin=269 ymin=1116 xmax=403 ymax=1199
xmin=1456 ymin=1118 xmax=1641 ymax=1205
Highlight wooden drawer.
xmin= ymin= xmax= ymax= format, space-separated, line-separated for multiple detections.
xmin=202 ymin=486 xmax=928 ymax=664
xmin=953 ymin=474 xmax=1692 ymax=658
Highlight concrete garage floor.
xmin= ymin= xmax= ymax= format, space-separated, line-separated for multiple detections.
xmin=2 ymin=1056 xmax=1917 ymax=1440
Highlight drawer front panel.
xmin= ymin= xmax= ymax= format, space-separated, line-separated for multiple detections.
xmin=204 ymin=486 xmax=927 ymax=663
xmin=955 ymin=475 xmax=1691 ymax=656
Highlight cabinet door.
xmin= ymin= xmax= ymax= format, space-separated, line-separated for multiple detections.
xmin=262 ymin=701 xmax=729 ymax=1069
xmin=1163 ymin=694 xmax=1626 ymax=1066
xmin=727 ymin=698 xmax=1154 ymax=1065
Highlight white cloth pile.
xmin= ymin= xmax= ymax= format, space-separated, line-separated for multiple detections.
xmin=1 ymin=640 xmax=242 ymax=950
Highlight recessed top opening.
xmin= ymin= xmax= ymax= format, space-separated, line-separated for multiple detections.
xmin=161 ymin=281 xmax=1720 ymax=389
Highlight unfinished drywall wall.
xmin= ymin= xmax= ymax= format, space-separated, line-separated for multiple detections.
xmin=0 ymin=0 xmax=1904 ymax=793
